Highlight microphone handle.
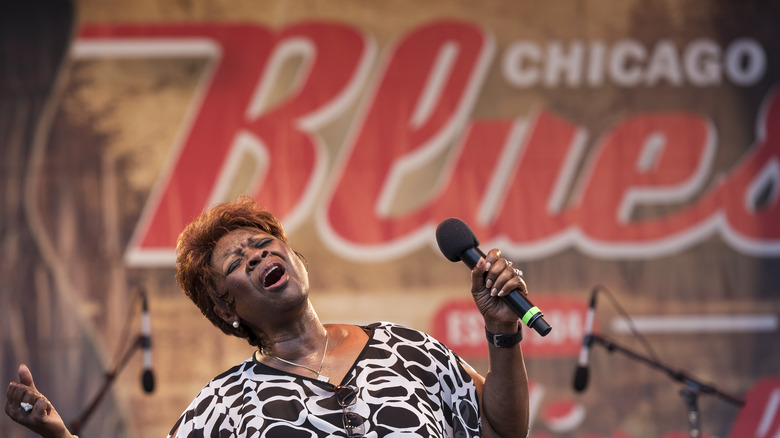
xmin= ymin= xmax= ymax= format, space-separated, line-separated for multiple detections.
xmin=460 ymin=248 xmax=552 ymax=336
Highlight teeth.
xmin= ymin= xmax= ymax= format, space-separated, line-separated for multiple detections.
xmin=264 ymin=265 xmax=281 ymax=287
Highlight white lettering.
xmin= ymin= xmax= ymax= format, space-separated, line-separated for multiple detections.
xmin=725 ymin=38 xmax=766 ymax=86
xmin=610 ymin=39 xmax=646 ymax=87
xmin=545 ymin=40 xmax=585 ymax=87
xmin=644 ymin=39 xmax=683 ymax=86
xmin=587 ymin=41 xmax=607 ymax=86
xmin=523 ymin=309 xmax=583 ymax=347
xmin=685 ymin=39 xmax=721 ymax=86
xmin=502 ymin=37 xmax=766 ymax=88
xmin=446 ymin=310 xmax=484 ymax=347
xmin=502 ymin=41 xmax=542 ymax=87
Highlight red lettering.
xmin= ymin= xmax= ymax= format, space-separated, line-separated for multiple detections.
xmin=541 ymin=399 xmax=586 ymax=433
xmin=79 ymin=24 xmax=276 ymax=263
xmin=323 ymin=21 xmax=493 ymax=255
xmin=429 ymin=120 xmax=516 ymax=236
xmin=493 ymin=110 xmax=583 ymax=249
xmin=730 ymin=378 xmax=780 ymax=438
xmin=432 ymin=297 xmax=588 ymax=358
xmin=241 ymin=23 xmax=370 ymax=228
xmin=575 ymin=113 xmax=715 ymax=242
xmin=80 ymin=23 xmax=369 ymax=264
xmin=721 ymin=87 xmax=780 ymax=246
xmin=72 ymin=21 xmax=780 ymax=264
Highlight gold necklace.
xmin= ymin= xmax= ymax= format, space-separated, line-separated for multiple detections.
xmin=267 ymin=334 xmax=330 ymax=383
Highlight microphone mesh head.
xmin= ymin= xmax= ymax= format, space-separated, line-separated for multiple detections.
xmin=142 ymin=369 xmax=155 ymax=393
xmin=573 ymin=366 xmax=589 ymax=392
xmin=435 ymin=218 xmax=480 ymax=262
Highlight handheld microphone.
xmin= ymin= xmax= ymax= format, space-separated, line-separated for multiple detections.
xmin=140 ymin=290 xmax=155 ymax=393
xmin=573 ymin=287 xmax=598 ymax=392
xmin=435 ymin=217 xmax=551 ymax=337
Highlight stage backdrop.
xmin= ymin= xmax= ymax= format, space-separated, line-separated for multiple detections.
xmin=2 ymin=0 xmax=779 ymax=437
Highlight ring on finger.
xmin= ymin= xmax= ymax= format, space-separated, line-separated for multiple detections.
xmin=20 ymin=402 xmax=33 ymax=413
xmin=515 ymin=268 xmax=523 ymax=277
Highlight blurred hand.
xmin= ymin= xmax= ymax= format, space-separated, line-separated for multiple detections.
xmin=5 ymin=364 xmax=71 ymax=438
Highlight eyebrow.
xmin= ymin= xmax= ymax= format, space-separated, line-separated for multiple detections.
xmin=219 ymin=234 xmax=274 ymax=259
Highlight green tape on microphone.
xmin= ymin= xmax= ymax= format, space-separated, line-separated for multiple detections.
xmin=521 ymin=306 xmax=541 ymax=326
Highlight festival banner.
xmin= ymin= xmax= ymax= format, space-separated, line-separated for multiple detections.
xmin=2 ymin=1 xmax=778 ymax=437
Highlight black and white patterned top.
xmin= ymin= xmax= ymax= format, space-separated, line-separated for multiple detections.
xmin=168 ymin=322 xmax=481 ymax=437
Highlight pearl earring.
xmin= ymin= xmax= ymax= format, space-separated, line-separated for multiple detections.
xmin=232 ymin=321 xmax=239 ymax=329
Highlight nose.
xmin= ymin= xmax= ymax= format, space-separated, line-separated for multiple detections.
xmin=246 ymin=250 xmax=270 ymax=271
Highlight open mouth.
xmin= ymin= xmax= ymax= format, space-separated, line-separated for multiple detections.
xmin=262 ymin=263 xmax=286 ymax=288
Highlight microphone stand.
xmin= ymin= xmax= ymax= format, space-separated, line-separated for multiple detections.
xmin=586 ymin=333 xmax=744 ymax=438
xmin=69 ymin=334 xmax=145 ymax=434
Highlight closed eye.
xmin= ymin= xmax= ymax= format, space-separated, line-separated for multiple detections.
xmin=226 ymin=259 xmax=242 ymax=276
xmin=251 ymin=237 xmax=274 ymax=249
xmin=223 ymin=235 xmax=274 ymax=276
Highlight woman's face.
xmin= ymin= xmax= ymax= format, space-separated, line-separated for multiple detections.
xmin=210 ymin=227 xmax=309 ymax=328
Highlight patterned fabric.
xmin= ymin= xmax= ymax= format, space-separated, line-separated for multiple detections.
xmin=168 ymin=322 xmax=481 ymax=437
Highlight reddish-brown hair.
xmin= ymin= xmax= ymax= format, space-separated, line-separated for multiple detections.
xmin=175 ymin=195 xmax=287 ymax=348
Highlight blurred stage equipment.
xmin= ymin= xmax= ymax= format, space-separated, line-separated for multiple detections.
xmin=70 ymin=288 xmax=155 ymax=434
xmin=436 ymin=217 xmax=552 ymax=336
xmin=572 ymin=285 xmax=744 ymax=438
xmin=141 ymin=291 xmax=156 ymax=393
xmin=573 ymin=286 xmax=598 ymax=392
